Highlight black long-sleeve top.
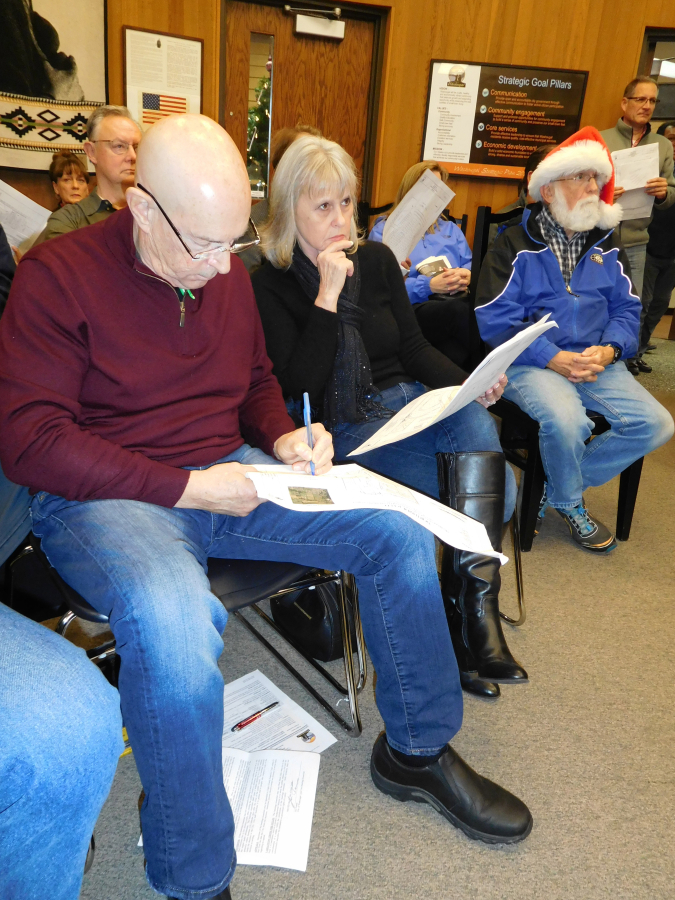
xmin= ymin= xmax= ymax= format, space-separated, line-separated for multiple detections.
xmin=252 ymin=240 xmax=466 ymax=413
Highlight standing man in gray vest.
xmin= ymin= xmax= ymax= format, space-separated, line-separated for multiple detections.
xmin=601 ymin=76 xmax=675 ymax=375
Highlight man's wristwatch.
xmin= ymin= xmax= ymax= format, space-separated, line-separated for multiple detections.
xmin=601 ymin=343 xmax=622 ymax=364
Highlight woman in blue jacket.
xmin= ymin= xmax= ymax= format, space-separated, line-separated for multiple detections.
xmin=369 ymin=161 xmax=481 ymax=369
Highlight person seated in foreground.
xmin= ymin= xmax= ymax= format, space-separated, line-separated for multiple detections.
xmin=368 ymin=160 xmax=479 ymax=369
xmin=0 ymin=115 xmax=532 ymax=900
xmin=475 ymin=127 xmax=674 ymax=552
xmin=252 ymin=134 xmax=526 ymax=700
xmin=48 ymin=149 xmax=90 ymax=209
xmin=34 ymin=105 xmax=141 ymax=244
xmin=0 ymin=602 xmax=122 ymax=900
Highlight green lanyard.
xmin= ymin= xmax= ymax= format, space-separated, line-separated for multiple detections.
xmin=177 ymin=288 xmax=195 ymax=327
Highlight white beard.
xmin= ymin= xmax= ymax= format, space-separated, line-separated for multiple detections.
xmin=548 ymin=192 xmax=601 ymax=233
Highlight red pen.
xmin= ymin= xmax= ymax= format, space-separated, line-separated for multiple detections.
xmin=230 ymin=701 xmax=279 ymax=732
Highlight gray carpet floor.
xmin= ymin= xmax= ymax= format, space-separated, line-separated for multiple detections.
xmin=78 ymin=336 xmax=675 ymax=900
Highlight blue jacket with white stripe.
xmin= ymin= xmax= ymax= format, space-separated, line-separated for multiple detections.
xmin=474 ymin=204 xmax=640 ymax=369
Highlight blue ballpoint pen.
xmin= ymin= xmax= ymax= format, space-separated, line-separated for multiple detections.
xmin=302 ymin=392 xmax=316 ymax=476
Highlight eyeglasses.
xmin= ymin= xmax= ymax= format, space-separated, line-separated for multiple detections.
xmin=94 ymin=139 xmax=140 ymax=155
xmin=136 ymin=183 xmax=260 ymax=260
xmin=626 ymin=96 xmax=660 ymax=106
xmin=553 ymin=172 xmax=600 ymax=186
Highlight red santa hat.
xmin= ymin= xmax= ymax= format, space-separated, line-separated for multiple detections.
xmin=528 ymin=126 xmax=622 ymax=229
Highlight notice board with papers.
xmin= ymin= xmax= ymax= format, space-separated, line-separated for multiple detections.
xmin=422 ymin=61 xmax=588 ymax=180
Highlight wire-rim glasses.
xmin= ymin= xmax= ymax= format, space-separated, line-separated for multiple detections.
xmin=136 ymin=183 xmax=260 ymax=260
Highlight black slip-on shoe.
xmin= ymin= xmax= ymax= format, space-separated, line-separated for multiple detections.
xmin=626 ymin=360 xmax=640 ymax=376
xmin=370 ymin=734 xmax=532 ymax=844
xmin=635 ymin=356 xmax=652 ymax=373
xmin=459 ymin=670 xmax=500 ymax=699
xmin=646 ymin=343 xmax=657 ymax=353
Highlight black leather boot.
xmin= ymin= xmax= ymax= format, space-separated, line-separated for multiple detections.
xmin=437 ymin=451 xmax=528 ymax=684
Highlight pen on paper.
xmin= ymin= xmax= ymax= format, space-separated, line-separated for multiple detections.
xmin=303 ymin=392 xmax=316 ymax=476
xmin=230 ymin=701 xmax=280 ymax=732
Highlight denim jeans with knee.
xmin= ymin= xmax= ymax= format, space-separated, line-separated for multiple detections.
xmin=31 ymin=444 xmax=462 ymax=900
xmin=503 ymin=361 xmax=674 ymax=508
xmin=332 ymin=382 xmax=517 ymax=522
xmin=0 ymin=603 xmax=122 ymax=900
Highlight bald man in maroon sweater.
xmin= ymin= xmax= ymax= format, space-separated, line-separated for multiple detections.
xmin=0 ymin=116 xmax=531 ymax=899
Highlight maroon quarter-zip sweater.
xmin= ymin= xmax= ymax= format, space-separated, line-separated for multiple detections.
xmin=0 ymin=207 xmax=294 ymax=507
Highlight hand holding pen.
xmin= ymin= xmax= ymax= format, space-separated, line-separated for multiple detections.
xmin=271 ymin=399 xmax=335 ymax=475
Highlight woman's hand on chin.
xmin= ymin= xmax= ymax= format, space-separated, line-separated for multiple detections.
xmin=315 ymin=239 xmax=354 ymax=312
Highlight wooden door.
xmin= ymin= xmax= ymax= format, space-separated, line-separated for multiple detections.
xmin=223 ymin=1 xmax=375 ymax=190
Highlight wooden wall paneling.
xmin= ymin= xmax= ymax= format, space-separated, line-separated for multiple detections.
xmin=0 ymin=168 xmax=57 ymax=211
xmin=106 ymin=0 xmax=221 ymax=119
xmin=223 ymin=2 xmax=375 ymax=179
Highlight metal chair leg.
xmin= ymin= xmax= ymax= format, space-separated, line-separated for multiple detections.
xmin=500 ymin=513 xmax=526 ymax=627
xmin=55 ymin=609 xmax=77 ymax=637
xmin=234 ymin=570 xmax=365 ymax=736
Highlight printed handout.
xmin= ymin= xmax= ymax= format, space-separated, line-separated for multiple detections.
xmin=247 ymin=464 xmax=508 ymax=564
xmin=381 ymin=169 xmax=455 ymax=264
xmin=222 ymin=670 xmax=336 ymax=754
xmin=611 ymin=144 xmax=659 ymax=221
xmin=222 ymin=747 xmax=320 ymax=871
xmin=0 ymin=179 xmax=50 ymax=252
xmin=347 ymin=316 xmax=557 ymax=455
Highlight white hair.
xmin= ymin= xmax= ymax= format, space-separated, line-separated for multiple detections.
xmin=260 ymin=134 xmax=362 ymax=269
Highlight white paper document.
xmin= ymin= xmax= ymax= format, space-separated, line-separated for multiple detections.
xmin=0 ymin=180 xmax=50 ymax=252
xmin=223 ymin=747 xmax=320 ymax=871
xmin=611 ymin=144 xmax=659 ymax=220
xmin=222 ymin=670 xmax=336 ymax=754
xmin=381 ymin=169 xmax=456 ymax=264
xmin=247 ymin=464 xmax=507 ymax=564
xmin=346 ymin=316 xmax=557 ymax=456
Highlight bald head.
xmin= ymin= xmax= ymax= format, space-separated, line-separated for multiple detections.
xmin=127 ymin=114 xmax=252 ymax=290
xmin=136 ymin=114 xmax=249 ymax=231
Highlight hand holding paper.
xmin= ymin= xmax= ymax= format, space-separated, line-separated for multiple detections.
xmin=347 ymin=316 xmax=557 ymax=456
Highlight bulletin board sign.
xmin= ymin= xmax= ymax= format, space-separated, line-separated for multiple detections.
xmin=422 ymin=61 xmax=588 ymax=180
xmin=123 ymin=27 xmax=203 ymax=132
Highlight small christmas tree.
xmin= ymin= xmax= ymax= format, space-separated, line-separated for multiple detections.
xmin=247 ymin=75 xmax=271 ymax=194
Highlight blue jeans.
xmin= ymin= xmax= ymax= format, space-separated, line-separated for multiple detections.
xmin=503 ymin=362 xmax=674 ymax=508
xmin=31 ymin=444 xmax=462 ymax=900
xmin=0 ymin=603 xmax=122 ymax=900
xmin=0 ymin=462 xmax=31 ymax=566
xmin=332 ymin=382 xmax=517 ymax=522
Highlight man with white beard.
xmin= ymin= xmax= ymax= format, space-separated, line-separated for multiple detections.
xmin=475 ymin=128 xmax=673 ymax=552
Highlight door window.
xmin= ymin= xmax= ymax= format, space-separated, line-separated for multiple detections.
xmin=247 ymin=33 xmax=273 ymax=198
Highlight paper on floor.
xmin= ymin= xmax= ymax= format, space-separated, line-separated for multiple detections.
xmin=223 ymin=747 xmax=320 ymax=871
xmin=347 ymin=315 xmax=557 ymax=456
xmin=222 ymin=670 xmax=336 ymax=754
xmin=247 ymin=464 xmax=507 ymax=564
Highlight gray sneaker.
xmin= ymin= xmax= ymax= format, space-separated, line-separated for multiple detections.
xmin=556 ymin=504 xmax=616 ymax=553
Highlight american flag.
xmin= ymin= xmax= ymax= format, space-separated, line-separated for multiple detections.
xmin=142 ymin=93 xmax=188 ymax=124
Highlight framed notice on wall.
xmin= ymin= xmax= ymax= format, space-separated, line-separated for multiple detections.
xmin=422 ymin=61 xmax=588 ymax=179
xmin=124 ymin=27 xmax=203 ymax=132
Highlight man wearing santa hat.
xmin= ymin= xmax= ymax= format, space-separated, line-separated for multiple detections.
xmin=475 ymin=127 xmax=673 ymax=553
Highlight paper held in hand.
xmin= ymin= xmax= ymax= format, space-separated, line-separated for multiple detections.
xmin=347 ymin=315 xmax=558 ymax=456
xmin=247 ymin=464 xmax=508 ymax=564
xmin=381 ymin=169 xmax=456 ymax=265
xmin=611 ymin=144 xmax=659 ymax=221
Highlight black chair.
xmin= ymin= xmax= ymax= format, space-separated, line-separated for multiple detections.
xmin=13 ymin=535 xmax=367 ymax=736
xmin=472 ymin=205 xmax=645 ymax=558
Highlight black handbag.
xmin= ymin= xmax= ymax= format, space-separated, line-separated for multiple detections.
xmin=270 ymin=582 xmax=356 ymax=663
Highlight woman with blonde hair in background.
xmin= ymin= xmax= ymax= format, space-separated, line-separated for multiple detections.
xmin=369 ymin=160 xmax=480 ymax=369
xmin=252 ymin=134 xmax=527 ymax=700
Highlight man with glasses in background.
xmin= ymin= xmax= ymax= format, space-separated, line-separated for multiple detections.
xmin=601 ymin=76 xmax=675 ymax=375
xmin=35 ymin=105 xmax=141 ymax=244
xmin=475 ymin=127 xmax=673 ymax=553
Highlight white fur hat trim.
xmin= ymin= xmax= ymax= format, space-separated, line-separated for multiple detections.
xmin=529 ymin=140 xmax=614 ymax=202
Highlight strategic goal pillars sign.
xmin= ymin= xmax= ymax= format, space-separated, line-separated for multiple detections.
xmin=422 ymin=61 xmax=588 ymax=180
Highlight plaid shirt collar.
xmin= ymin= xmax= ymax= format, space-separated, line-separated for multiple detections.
xmin=537 ymin=204 xmax=589 ymax=288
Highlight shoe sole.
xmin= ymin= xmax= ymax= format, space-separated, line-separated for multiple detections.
xmin=476 ymin=675 xmax=529 ymax=684
xmin=370 ymin=762 xmax=533 ymax=845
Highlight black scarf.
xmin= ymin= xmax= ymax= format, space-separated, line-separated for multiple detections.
xmin=290 ymin=244 xmax=393 ymax=429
